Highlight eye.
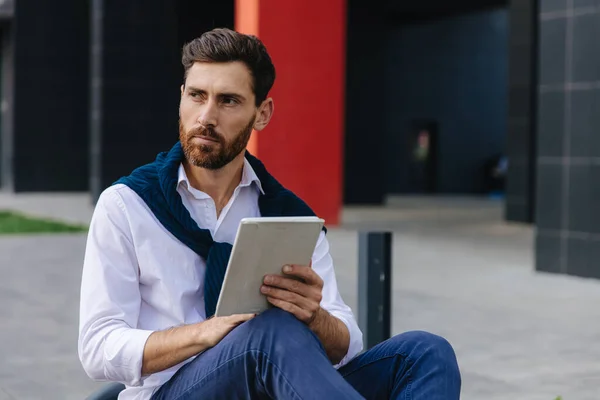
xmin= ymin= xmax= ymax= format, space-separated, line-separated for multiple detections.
xmin=188 ymin=91 xmax=205 ymax=100
xmin=222 ymin=96 xmax=239 ymax=105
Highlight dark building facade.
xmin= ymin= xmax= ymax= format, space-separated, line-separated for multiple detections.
xmin=1 ymin=0 xmax=89 ymax=192
xmin=534 ymin=0 xmax=600 ymax=279
xmin=504 ymin=0 xmax=538 ymax=224
xmin=0 ymin=0 xmax=598 ymax=279
xmin=0 ymin=0 xmax=233 ymax=194
xmin=89 ymin=0 xmax=234 ymax=199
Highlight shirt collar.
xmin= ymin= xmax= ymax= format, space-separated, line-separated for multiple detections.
xmin=177 ymin=158 xmax=265 ymax=196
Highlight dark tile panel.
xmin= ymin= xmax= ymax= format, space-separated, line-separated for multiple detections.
xmin=588 ymin=238 xmax=600 ymax=278
xmin=567 ymin=164 xmax=591 ymax=232
xmin=566 ymin=237 xmax=591 ymax=277
xmin=569 ymin=89 xmax=596 ymax=157
xmin=538 ymin=18 xmax=567 ymax=85
xmin=535 ymin=163 xmax=564 ymax=230
xmin=573 ymin=0 xmax=596 ymax=9
xmin=536 ymin=231 xmax=562 ymax=273
xmin=571 ymin=13 xmax=599 ymax=83
xmin=590 ymin=164 xmax=600 ymax=234
xmin=537 ymin=91 xmax=566 ymax=157
xmin=540 ymin=0 xmax=567 ymax=13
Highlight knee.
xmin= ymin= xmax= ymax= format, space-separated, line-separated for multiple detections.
xmin=247 ymin=307 xmax=304 ymax=337
xmin=390 ymin=331 xmax=460 ymax=372
xmin=392 ymin=330 xmax=455 ymax=354
xmin=252 ymin=307 xmax=300 ymax=327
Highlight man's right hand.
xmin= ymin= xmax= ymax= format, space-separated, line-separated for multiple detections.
xmin=197 ymin=313 xmax=256 ymax=348
xmin=142 ymin=313 xmax=255 ymax=376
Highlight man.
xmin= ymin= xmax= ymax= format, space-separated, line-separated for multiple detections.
xmin=78 ymin=28 xmax=461 ymax=399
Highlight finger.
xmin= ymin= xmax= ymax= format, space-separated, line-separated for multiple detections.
xmin=282 ymin=264 xmax=323 ymax=287
xmin=266 ymin=297 xmax=312 ymax=323
xmin=261 ymin=285 xmax=316 ymax=310
xmin=263 ymin=275 xmax=313 ymax=297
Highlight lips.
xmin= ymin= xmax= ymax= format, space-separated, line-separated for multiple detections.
xmin=191 ymin=135 xmax=218 ymax=143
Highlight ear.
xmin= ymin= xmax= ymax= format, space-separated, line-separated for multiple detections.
xmin=253 ymin=98 xmax=274 ymax=132
xmin=180 ymin=84 xmax=185 ymax=97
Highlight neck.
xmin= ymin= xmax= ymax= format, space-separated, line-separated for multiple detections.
xmin=183 ymin=153 xmax=246 ymax=211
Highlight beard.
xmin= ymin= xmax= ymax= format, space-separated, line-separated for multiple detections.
xmin=179 ymin=116 xmax=255 ymax=170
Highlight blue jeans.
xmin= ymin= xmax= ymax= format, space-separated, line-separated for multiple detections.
xmin=151 ymin=309 xmax=461 ymax=399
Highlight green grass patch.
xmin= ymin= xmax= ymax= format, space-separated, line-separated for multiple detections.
xmin=0 ymin=210 xmax=88 ymax=234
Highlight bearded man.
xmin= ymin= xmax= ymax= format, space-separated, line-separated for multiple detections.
xmin=78 ymin=28 xmax=461 ymax=400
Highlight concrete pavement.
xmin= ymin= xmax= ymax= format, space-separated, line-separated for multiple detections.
xmin=1 ymin=194 xmax=598 ymax=399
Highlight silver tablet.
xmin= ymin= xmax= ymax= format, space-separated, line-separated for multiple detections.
xmin=214 ymin=216 xmax=325 ymax=317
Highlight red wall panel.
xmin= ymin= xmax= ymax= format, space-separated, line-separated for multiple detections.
xmin=236 ymin=0 xmax=346 ymax=225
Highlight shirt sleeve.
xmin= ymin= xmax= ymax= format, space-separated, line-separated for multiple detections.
xmin=311 ymin=231 xmax=364 ymax=368
xmin=78 ymin=187 xmax=154 ymax=386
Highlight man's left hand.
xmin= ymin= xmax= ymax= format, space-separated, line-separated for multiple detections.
xmin=261 ymin=262 xmax=324 ymax=325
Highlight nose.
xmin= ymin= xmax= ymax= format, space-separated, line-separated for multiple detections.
xmin=197 ymin=98 xmax=218 ymax=128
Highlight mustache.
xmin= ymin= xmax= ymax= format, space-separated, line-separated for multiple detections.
xmin=188 ymin=126 xmax=222 ymax=141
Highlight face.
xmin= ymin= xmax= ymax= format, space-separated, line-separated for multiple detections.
xmin=179 ymin=61 xmax=272 ymax=170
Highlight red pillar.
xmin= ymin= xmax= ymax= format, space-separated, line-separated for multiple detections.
xmin=236 ymin=0 xmax=346 ymax=226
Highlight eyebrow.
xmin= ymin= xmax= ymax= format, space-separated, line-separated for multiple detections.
xmin=186 ymin=86 xmax=247 ymax=102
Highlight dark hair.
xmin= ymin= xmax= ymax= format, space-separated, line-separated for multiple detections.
xmin=181 ymin=28 xmax=276 ymax=106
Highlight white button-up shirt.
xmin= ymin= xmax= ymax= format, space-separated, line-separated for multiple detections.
xmin=78 ymin=159 xmax=363 ymax=400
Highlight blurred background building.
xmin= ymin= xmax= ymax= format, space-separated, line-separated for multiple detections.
xmin=0 ymin=0 xmax=596 ymax=279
